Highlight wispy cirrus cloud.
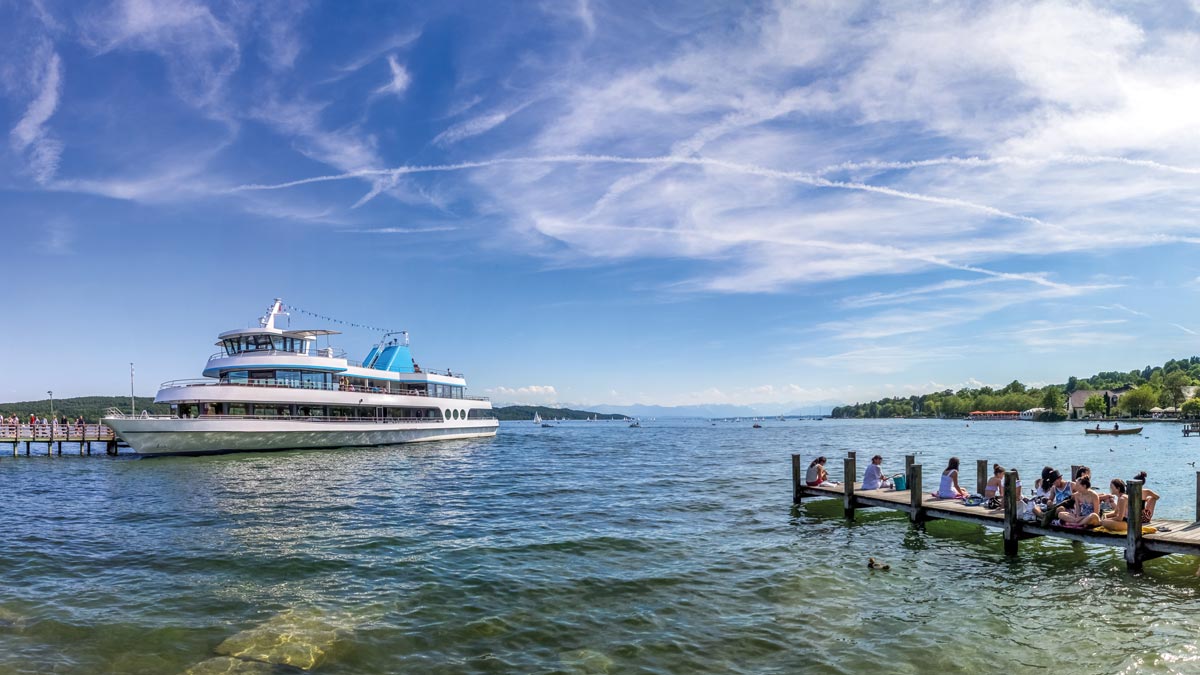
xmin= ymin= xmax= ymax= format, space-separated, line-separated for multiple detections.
xmin=9 ymin=43 xmax=62 ymax=184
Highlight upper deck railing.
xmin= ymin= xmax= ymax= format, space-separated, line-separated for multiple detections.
xmin=159 ymin=379 xmax=489 ymax=401
xmin=205 ymin=350 xmax=463 ymax=378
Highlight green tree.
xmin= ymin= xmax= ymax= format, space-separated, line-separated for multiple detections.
xmin=1182 ymin=398 xmax=1200 ymax=419
xmin=1118 ymin=385 xmax=1158 ymax=416
xmin=1084 ymin=394 xmax=1106 ymax=417
xmin=1040 ymin=388 xmax=1062 ymax=411
xmin=1164 ymin=370 xmax=1191 ymax=411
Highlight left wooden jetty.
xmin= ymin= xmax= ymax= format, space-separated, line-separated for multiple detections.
xmin=792 ymin=452 xmax=1200 ymax=571
xmin=0 ymin=423 xmax=118 ymax=456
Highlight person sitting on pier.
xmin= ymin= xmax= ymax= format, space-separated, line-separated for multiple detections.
xmin=1100 ymin=479 xmax=1129 ymax=530
xmin=984 ymin=464 xmax=1005 ymax=499
xmin=1033 ymin=469 xmax=1074 ymax=525
xmin=1057 ymin=476 xmax=1101 ymax=528
xmin=936 ymin=457 xmax=969 ymax=499
xmin=806 ymin=457 xmax=832 ymax=486
xmin=861 ymin=454 xmax=891 ymax=490
xmin=1133 ymin=471 xmax=1161 ymax=524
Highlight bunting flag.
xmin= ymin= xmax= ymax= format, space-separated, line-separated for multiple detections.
xmin=283 ymin=304 xmax=404 ymax=334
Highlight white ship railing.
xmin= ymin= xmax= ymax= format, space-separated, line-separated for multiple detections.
xmin=158 ymin=379 xmax=490 ymax=401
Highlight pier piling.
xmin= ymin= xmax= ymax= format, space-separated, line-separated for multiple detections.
xmin=1126 ymin=480 xmax=1145 ymax=571
xmin=843 ymin=455 xmax=856 ymax=520
xmin=791 ymin=454 xmax=802 ymax=505
xmin=1002 ymin=470 xmax=1019 ymax=556
xmin=976 ymin=459 xmax=988 ymax=495
xmin=908 ymin=464 xmax=923 ymax=522
xmin=904 ymin=454 xmax=914 ymax=489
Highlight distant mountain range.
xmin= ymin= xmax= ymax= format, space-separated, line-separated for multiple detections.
xmin=498 ymin=402 xmax=840 ymax=418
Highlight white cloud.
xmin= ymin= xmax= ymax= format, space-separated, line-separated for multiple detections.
xmin=84 ymin=0 xmax=240 ymax=110
xmin=488 ymin=385 xmax=559 ymax=404
xmin=374 ymin=54 xmax=410 ymax=98
xmin=9 ymin=43 xmax=62 ymax=183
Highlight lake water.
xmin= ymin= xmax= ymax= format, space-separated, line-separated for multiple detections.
xmin=3 ymin=419 xmax=1200 ymax=673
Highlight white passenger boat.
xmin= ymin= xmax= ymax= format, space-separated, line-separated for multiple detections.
xmin=103 ymin=299 xmax=499 ymax=456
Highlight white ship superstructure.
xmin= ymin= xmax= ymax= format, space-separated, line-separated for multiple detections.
xmin=103 ymin=299 xmax=498 ymax=456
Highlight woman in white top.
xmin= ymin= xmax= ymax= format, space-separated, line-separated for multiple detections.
xmin=937 ymin=457 xmax=969 ymax=499
xmin=805 ymin=457 xmax=831 ymax=486
xmin=861 ymin=454 xmax=891 ymax=490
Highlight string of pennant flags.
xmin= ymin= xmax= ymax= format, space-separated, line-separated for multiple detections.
xmin=283 ymin=304 xmax=405 ymax=335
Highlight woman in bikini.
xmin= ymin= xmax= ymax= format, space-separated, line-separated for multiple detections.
xmin=1100 ymin=478 xmax=1131 ymax=530
xmin=1057 ymin=476 xmax=1101 ymax=528
xmin=984 ymin=464 xmax=1004 ymax=500
xmin=1133 ymin=471 xmax=1161 ymax=524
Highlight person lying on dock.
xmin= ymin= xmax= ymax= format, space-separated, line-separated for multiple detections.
xmin=806 ymin=457 xmax=836 ymax=486
xmin=936 ymin=457 xmax=969 ymax=499
xmin=861 ymin=454 xmax=891 ymax=490
xmin=1057 ymin=476 xmax=1101 ymax=528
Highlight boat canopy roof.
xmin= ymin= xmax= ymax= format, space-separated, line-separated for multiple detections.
xmin=214 ymin=328 xmax=340 ymax=345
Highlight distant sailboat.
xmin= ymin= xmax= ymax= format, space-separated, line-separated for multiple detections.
xmin=533 ymin=411 xmax=542 ymax=424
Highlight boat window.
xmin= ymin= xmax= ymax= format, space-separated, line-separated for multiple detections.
xmin=301 ymin=372 xmax=328 ymax=389
xmin=459 ymin=409 xmax=466 ymax=420
xmin=201 ymin=403 xmax=219 ymax=416
xmin=443 ymin=409 xmax=450 ymax=420
xmin=227 ymin=402 xmax=248 ymax=416
xmin=276 ymin=370 xmax=301 ymax=385
xmin=225 ymin=371 xmax=248 ymax=384
xmin=330 ymin=407 xmax=352 ymax=418
xmin=298 ymin=405 xmax=324 ymax=417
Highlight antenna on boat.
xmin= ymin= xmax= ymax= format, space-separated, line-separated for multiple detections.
xmin=260 ymin=298 xmax=286 ymax=330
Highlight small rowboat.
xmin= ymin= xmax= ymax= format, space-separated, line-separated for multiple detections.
xmin=1084 ymin=426 xmax=1143 ymax=435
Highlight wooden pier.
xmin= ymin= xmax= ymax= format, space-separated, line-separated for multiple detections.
xmin=0 ymin=423 xmax=119 ymax=455
xmin=1184 ymin=422 xmax=1200 ymax=437
xmin=791 ymin=452 xmax=1200 ymax=571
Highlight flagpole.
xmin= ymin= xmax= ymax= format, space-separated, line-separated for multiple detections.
xmin=130 ymin=362 xmax=135 ymax=417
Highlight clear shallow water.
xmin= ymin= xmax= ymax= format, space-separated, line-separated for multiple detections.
xmin=3 ymin=419 xmax=1200 ymax=673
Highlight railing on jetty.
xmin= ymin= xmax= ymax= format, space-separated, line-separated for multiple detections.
xmin=1184 ymin=423 xmax=1200 ymax=437
xmin=0 ymin=423 xmax=118 ymax=456
xmin=791 ymin=452 xmax=1200 ymax=571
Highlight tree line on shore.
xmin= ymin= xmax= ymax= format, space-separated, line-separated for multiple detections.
xmin=831 ymin=356 xmax=1200 ymax=419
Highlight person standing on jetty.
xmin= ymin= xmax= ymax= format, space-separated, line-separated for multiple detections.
xmin=861 ymin=454 xmax=891 ymax=490
xmin=937 ymin=457 xmax=969 ymax=499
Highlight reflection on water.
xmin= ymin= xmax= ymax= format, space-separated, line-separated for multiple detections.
xmin=2 ymin=420 xmax=1200 ymax=673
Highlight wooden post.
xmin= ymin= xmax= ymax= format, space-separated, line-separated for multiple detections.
xmin=86 ymin=441 xmax=92 ymax=455
xmin=56 ymin=441 xmax=62 ymax=455
xmin=791 ymin=454 xmax=802 ymax=505
xmin=106 ymin=439 xmax=118 ymax=455
xmin=25 ymin=440 xmax=30 ymax=455
xmin=1003 ymin=469 xmax=1019 ymax=556
xmin=1195 ymin=471 xmax=1200 ymax=523
xmin=908 ymin=464 xmax=923 ymax=522
xmin=976 ymin=459 xmax=988 ymax=495
xmin=1071 ymin=465 xmax=1081 ymax=484
xmin=904 ymin=454 xmax=914 ymax=489
xmin=843 ymin=456 xmax=856 ymax=520
xmin=1126 ymin=479 xmax=1145 ymax=571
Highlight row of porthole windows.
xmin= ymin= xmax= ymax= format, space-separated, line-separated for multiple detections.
xmin=445 ymin=408 xmax=467 ymax=420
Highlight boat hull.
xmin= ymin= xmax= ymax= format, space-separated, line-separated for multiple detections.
xmin=103 ymin=417 xmax=498 ymax=456
xmin=1084 ymin=427 xmax=1143 ymax=435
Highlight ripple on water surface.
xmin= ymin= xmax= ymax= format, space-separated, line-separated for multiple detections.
xmin=4 ymin=420 xmax=1200 ymax=672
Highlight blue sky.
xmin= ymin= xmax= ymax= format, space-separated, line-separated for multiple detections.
xmin=4 ymin=0 xmax=1200 ymax=411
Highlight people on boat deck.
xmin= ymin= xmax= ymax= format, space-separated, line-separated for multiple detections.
xmin=806 ymin=456 xmax=832 ymax=486
xmin=937 ymin=457 xmax=969 ymax=499
xmin=861 ymin=454 xmax=891 ymax=490
xmin=1058 ymin=476 xmax=1101 ymax=528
